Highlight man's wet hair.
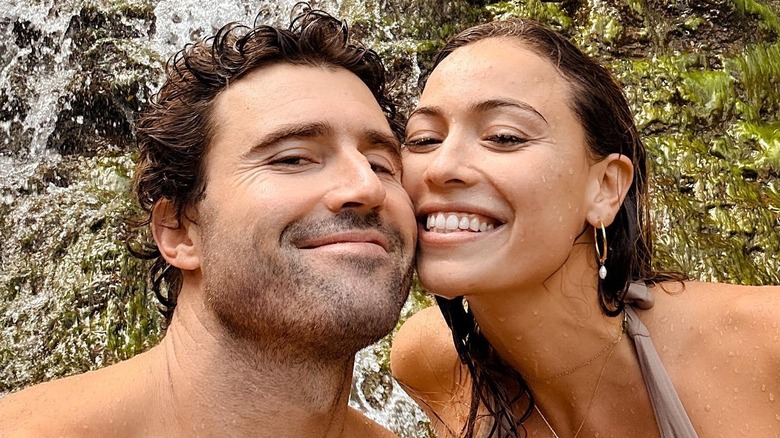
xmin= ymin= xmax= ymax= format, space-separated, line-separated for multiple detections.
xmin=132 ymin=4 xmax=401 ymax=324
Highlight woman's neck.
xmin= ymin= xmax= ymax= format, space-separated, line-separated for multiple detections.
xmin=462 ymin=243 xmax=640 ymax=431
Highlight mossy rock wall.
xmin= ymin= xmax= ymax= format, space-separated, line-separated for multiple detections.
xmin=1 ymin=1 xmax=778 ymax=436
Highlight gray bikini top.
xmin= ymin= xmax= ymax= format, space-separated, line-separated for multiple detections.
xmin=625 ymin=282 xmax=698 ymax=437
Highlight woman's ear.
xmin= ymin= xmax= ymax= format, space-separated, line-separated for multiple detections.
xmin=151 ymin=199 xmax=201 ymax=271
xmin=585 ymin=153 xmax=634 ymax=227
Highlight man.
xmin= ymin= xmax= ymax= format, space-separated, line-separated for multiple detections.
xmin=0 ymin=7 xmax=416 ymax=437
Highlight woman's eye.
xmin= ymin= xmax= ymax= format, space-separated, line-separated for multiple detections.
xmin=486 ymin=134 xmax=528 ymax=145
xmin=403 ymin=137 xmax=441 ymax=152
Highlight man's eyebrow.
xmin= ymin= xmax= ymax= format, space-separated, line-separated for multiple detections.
xmin=407 ymin=99 xmax=548 ymax=125
xmin=243 ymin=122 xmax=332 ymax=157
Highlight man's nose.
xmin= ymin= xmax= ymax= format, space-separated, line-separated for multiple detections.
xmin=323 ymin=151 xmax=387 ymax=213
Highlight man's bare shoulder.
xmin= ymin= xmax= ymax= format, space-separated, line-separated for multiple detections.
xmin=0 ymin=349 xmax=161 ymax=437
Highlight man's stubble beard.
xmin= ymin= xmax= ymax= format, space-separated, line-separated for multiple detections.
xmin=200 ymin=209 xmax=414 ymax=362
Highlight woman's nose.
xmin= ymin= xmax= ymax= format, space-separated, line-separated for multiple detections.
xmin=422 ymin=137 xmax=477 ymax=189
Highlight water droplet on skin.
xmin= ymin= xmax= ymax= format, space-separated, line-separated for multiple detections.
xmin=704 ymin=405 xmax=711 ymax=412
xmin=761 ymin=384 xmax=767 ymax=392
xmin=514 ymin=335 xmax=522 ymax=341
xmin=728 ymin=351 xmax=735 ymax=357
xmin=662 ymin=345 xmax=669 ymax=352
xmin=775 ymin=414 xmax=780 ymax=421
xmin=670 ymin=323 xmax=674 ymax=332
xmin=532 ymin=309 xmax=539 ymax=316
xmin=498 ymin=317 xmax=506 ymax=323
xmin=770 ymin=393 xmax=776 ymax=402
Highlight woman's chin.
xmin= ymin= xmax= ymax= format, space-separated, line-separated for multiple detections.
xmin=417 ymin=269 xmax=475 ymax=300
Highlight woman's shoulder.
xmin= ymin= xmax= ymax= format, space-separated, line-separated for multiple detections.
xmin=391 ymin=305 xmax=471 ymax=436
xmin=646 ymin=281 xmax=780 ymax=431
xmin=648 ymin=280 xmax=780 ymax=376
xmin=391 ymin=305 xmax=464 ymax=396
xmin=653 ymin=280 xmax=780 ymax=322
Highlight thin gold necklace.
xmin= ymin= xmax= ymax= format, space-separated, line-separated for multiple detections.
xmin=534 ymin=311 xmax=626 ymax=438
xmin=526 ymin=311 xmax=628 ymax=383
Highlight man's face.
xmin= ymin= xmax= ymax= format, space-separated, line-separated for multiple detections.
xmin=193 ymin=64 xmax=416 ymax=359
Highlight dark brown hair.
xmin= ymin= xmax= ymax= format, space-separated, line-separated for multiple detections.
xmin=132 ymin=4 xmax=401 ymax=324
xmin=427 ymin=19 xmax=684 ymax=437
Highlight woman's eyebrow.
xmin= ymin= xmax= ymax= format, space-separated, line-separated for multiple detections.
xmin=407 ymin=99 xmax=548 ymax=125
xmin=407 ymin=105 xmax=444 ymax=120
xmin=470 ymin=98 xmax=548 ymax=124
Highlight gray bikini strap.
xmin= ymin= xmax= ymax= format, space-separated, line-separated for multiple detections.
xmin=624 ymin=282 xmax=699 ymax=438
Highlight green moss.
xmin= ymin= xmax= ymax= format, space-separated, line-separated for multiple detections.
xmin=734 ymin=0 xmax=780 ymax=34
xmin=623 ymin=0 xmax=644 ymax=16
xmin=486 ymin=0 xmax=573 ymax=31
xmin=732 ymin=121 xmax=780 ymax=172
xmin=680 ymin=70 xmax=736 ymax=121
xmin=0 ymin=153 xmax=162 ymax=393
xmin=729 ymin=43 xmax=780 ymax=118
xmin=684 ymin=16 xmax=705 ymax=31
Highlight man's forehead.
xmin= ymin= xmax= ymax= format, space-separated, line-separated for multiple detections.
xmin=207 ymin=63 xmax=396 ymax=155
xmin=212 ymin=63 xmax=384 ymax=120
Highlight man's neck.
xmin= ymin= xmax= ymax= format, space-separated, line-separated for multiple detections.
xmin=151 ymin=291 xmax=357 ymax=437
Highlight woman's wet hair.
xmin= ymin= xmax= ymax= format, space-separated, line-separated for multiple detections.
xmin=425 ymin=19 xmax=684 ymax=437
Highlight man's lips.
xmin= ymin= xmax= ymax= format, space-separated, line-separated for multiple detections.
xmin=296 ymin=230 xmax=390 ymax=252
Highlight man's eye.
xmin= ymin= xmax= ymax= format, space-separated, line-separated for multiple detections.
xmin=370 ymin=162 xmax=396 ymax=175
xmin=270 ymin=156 xmax=310 ymax=166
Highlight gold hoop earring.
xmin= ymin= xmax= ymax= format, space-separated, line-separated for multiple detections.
xmin=594 ymin=221 xmax=608 ymax=279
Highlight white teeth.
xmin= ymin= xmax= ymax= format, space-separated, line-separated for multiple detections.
xmin=435 ymin=213 xmax=446 ymax=229
xmin=445 ymin=214 xmax=459 ymax=230
xmin=425 ymin=212 xmax=498 ymax=233
xmin=469 ymin=217 xmax=480 ymax=231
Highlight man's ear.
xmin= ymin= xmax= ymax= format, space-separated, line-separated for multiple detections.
xmin=585 ymin=153 xmax=634 ymax=227
xmin=151 ymin=199 xmax=201 ymax=271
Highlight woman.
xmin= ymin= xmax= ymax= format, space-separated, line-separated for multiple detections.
xmin=390 ymin=19 xmax=780 ymax=438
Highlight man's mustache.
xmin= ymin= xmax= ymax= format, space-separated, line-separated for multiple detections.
xmin=283 ymin=210 xmax=405 ymax=251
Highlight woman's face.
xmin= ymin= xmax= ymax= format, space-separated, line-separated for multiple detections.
xmin=403 ymin=38 xmax=601 ymax=298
